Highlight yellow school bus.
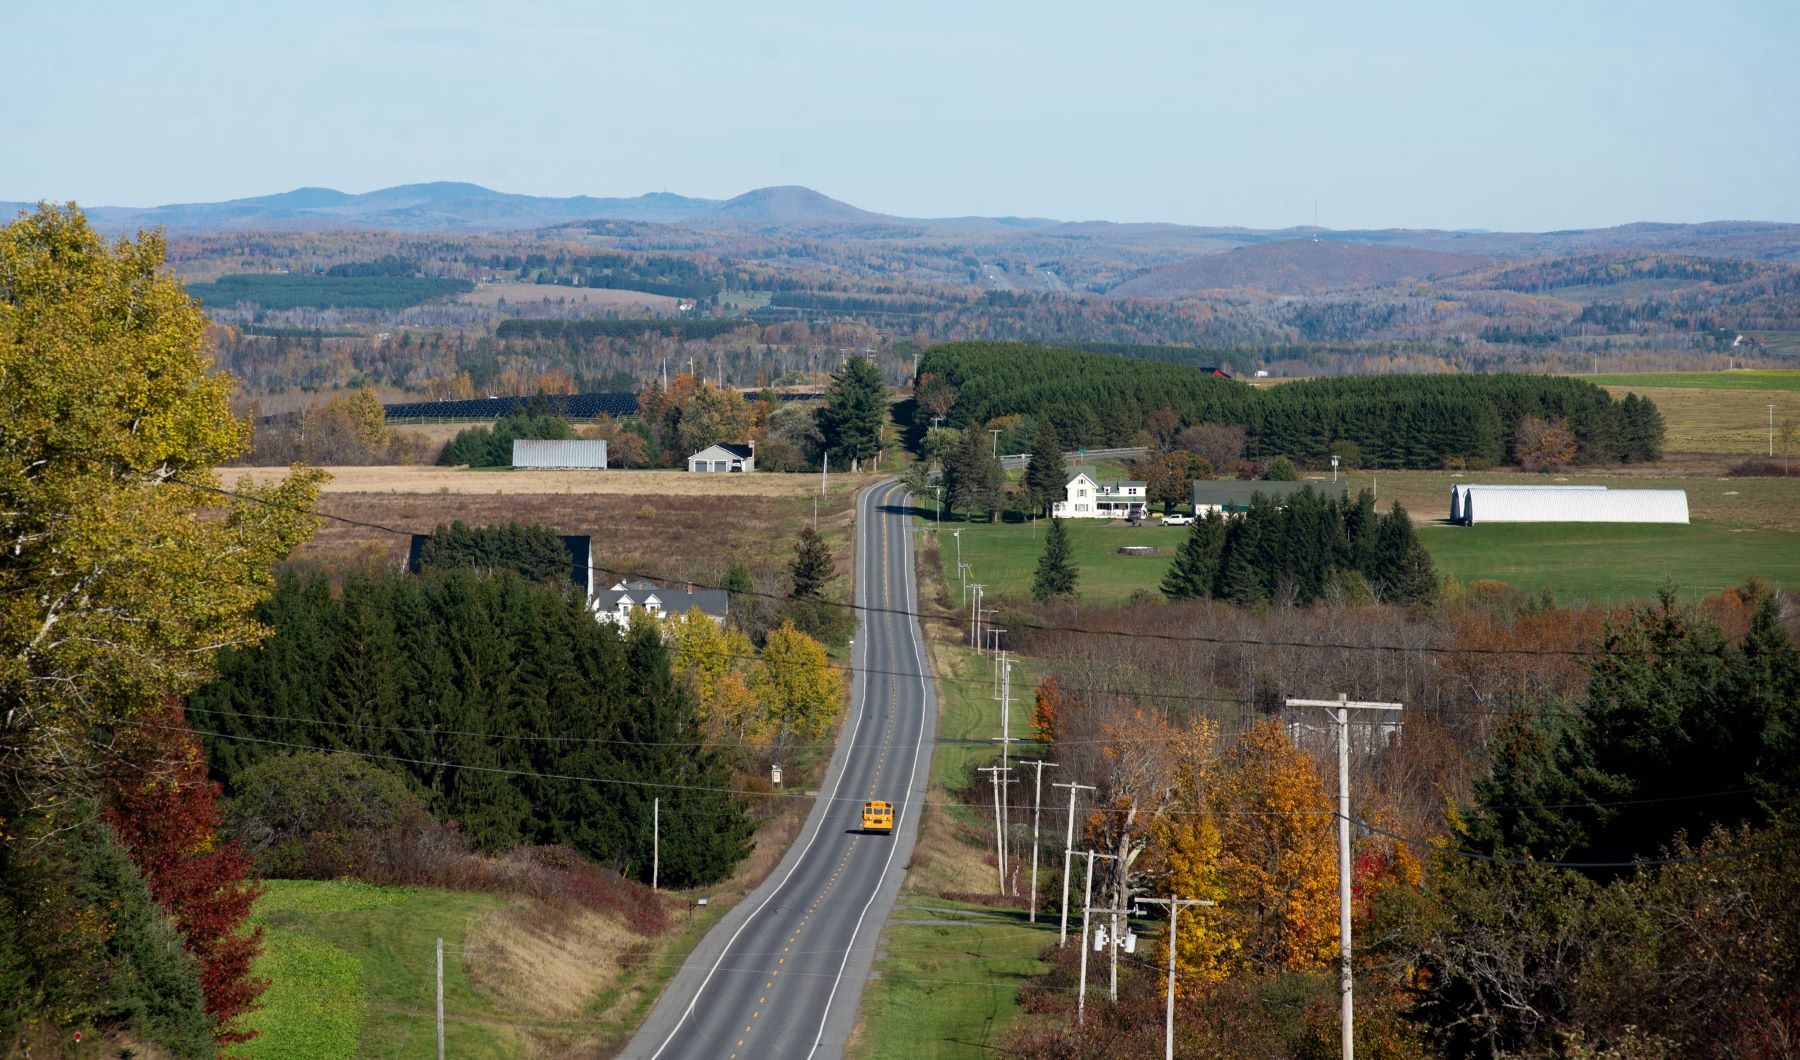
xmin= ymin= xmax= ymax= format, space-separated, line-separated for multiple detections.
xmin=861 ymin=800 xmax=894 ymax=834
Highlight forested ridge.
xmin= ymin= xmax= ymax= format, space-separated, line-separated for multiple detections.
xmin=184 ymin=272 xmax=472 ymax=310
xmin=919 ymin=341 xmax=1663 ymax=468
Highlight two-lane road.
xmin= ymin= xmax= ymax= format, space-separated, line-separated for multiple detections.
xmin=626 ymin=480 xmax=936 ymax=1059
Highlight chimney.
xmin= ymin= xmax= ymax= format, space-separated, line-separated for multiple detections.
xmin=686 ymin=581 xmax=695 ymax=594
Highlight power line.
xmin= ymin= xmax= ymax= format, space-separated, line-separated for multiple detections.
xmin=151 ymin=720 xmax=1770 ymax=824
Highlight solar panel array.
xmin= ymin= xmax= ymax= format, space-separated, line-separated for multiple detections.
xmin=382 ymin=393 xmax=640 ymax=421
xmin=381 ymin=391 xmax=822 ymax=422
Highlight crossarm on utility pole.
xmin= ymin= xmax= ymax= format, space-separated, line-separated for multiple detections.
xmin=1051 ymin=781 xmax=1097 ymax=946
xmin=1287 ymin=694 xmax=1402 ymax=1060
xmin=1138 ymin=896 xmax=1217 ymax=1060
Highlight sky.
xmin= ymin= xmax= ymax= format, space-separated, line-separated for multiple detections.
xmin=5 ymin=0 xmax=1798 ymax=231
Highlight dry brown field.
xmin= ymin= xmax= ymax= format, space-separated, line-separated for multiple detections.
xmin=232 ymin=465 xmax=871 ymax=498
xmin=456 ymin=282 xmax=679 ymax=313
xmin=231 ymin=467 xmax=869 ymax=600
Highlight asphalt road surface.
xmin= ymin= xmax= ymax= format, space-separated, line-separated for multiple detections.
xmin=625 ymin=479 xmax=937 ymax=1059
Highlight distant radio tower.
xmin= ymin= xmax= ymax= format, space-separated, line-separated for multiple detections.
xmin=1313 ymin=199 xmax=1320 ymax=241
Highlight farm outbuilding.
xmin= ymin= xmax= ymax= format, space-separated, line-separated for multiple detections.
xmin=1449 ymin=483 xmax=1606 ymax=523
xmin=511 ymin=439 xmax=608 ymax=470
xmin=1460 ymin=487 xmax=1689 ymax=525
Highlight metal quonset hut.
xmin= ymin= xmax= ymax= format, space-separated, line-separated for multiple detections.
xmin=511 ymin=439 xmax=608 ymax=469
xmin=1461 ymin=487 xmax=1688 ymax=525
xmin=1449 ymin=483 xmax=1607 ymax=523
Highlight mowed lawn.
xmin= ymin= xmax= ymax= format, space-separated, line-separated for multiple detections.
xmin=1420 ymin=522 xmax=1800 ymax=604
xmin=927 ymin=513 xmax=1799 ymax=608
xmin=920 ymin=517 xmax=1188 ymax=605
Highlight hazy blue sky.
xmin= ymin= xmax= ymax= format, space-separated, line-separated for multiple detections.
xmin=6 ymin=0 xmax=1797 ymax=230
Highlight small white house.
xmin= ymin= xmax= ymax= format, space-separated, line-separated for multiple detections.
xmin=1051 ymin=472 xmax=1147 ymax=518
xmin=511 ymin=439 xmax=607 ymax=470
xmin=687 ymin=442 xmax=755 ymax=473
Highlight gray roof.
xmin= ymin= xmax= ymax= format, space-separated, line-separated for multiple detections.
xmin=593 ymin=583 xmax=729 ymax=617
xmin=1191 ymin=479 xmax=1348 ymax=509
xmin=689 ymin=442 xmax=753 ymax=460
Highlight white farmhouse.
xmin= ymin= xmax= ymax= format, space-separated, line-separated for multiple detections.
xmin=1051 ymin=471 xmax=1148 ymax=519
xmin=590 ymin=579 xmax=729 ymax=626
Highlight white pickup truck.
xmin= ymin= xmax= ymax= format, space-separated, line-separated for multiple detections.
xmin=1161 ymin=513 xmax=1194 ymax=526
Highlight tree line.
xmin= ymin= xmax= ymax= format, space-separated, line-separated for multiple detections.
xmin=917 ymin=341 xmax=1664 ymax=468
xmin=190 ymin=570 xmax=755 ymax=887
xmin=1161 ymin=487 xmax=1438 ymax=606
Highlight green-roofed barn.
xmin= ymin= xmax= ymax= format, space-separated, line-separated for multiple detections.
xmin=1190 ymin=479 xmax=1348 ymax=514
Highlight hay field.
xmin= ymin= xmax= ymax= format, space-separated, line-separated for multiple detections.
xmin=1597 ymin=384 xmax=1800 ymax=455
xmin=456 ymin=282 xmax=678 ymax=313
xmin=256 ymin=481 xmax=857 ymax=602
xmin=1343 ymin=469 xmax=1800 ymax=530
xmin=232 ymin=465 xmax=870 ymax=498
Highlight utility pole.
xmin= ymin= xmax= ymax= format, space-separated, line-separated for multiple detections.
xmin=1771 ymin=403 xmax=1778 ymax=457
xmin=953 ymin=530 xmax=962 ymax=584
xmin=1287 ymin=694 xmax=1403 ymax=1060
xmin=1136 ymin=897 xmax=1217 ymax=1060
xmin=1052 ymin=781 xmax=1097 ymax=945
xmin=968 ymin=585 xmax=984 ymax=651
xmin=820 ymin=451 xmax=829 ymax=494
xmin=1076 ymin=850 xmax=1118 ymax=1025
xmin=1020 ymin=759 xmax=1058 ymax=921
xmin=652 ymin=796 xmax=659 ymax=892
xmin=990 ymin=428 xmax=1002 ymax=458
xmin=997 ymin=651 xmax=1013 ymax=888
xmin=436 ymin=937 xmax=445 ymax=1060
xmin=978 ymin=765 xmax=1013 ymax=893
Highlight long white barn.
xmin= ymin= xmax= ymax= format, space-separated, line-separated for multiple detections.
xmin=1449 ymin=483 xmax=1606 ymax=523
xmin=512 ymin=439 xmax=608 ymax=469
xmin=1461 ymin=487 xmax=1688 ymax=525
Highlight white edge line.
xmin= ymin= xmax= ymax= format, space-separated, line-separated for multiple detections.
xmin=646 ymin=482 xmax=880 ymax=1060
xmin=807 ymin=482 xmax=934 ymax=1057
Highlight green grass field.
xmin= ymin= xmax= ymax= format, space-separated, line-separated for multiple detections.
xmin=852 ymin=641 xmax=1054 ymax=1058
xmin=851 ymin=899 xmax=1057 ymax=1059
xmin=241 ymin=881 xmax=518 ymax=1058
xmin=1421 ymin=522 xmax=1800 ymax=604
xmin=924 ymin=510 xmax=1799 ymax=608
xmin=923 ymin=517 xmax=1188 ymax=606
xmin=1587 ymin=370 xmax=1800 ymax=391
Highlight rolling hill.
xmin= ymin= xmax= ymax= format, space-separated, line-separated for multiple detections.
xmin=1110 ymin=239 xmax=1489 ymax=295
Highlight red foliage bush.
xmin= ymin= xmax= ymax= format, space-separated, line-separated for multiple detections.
xmin=103 ymin=703 xmax=267 ymax=1045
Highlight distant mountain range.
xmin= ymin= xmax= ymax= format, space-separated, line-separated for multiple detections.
xmin=7 ymin=183 xmax=1799 ymax=297
xmin=1 ymin=181 xmax=1007 ymax=234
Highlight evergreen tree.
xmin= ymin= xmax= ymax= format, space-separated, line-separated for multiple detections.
xmin=1370 ymin=503 xmax=1435 ymax=603
xmin=415 ymin=520 xmax=570 ymax=586
xmin=790 ymin=527 xmax=833 ymax=599
xmin=1161 ymin=510 xmax=1226 ymax=600
xmin=1218 ymin=516 xmax=1266 ymax=606
xmin=814 ymin=355 xmax=886 ymax=465
xmin=1031 ymin=518 xmax=1079 ymax=601
xmin=1466 ymin=584 xmax=1800 ymax=873
xmin=944 ymin=425 xmax=1003 ymax=521
xmin=1023 ymin=420 xmax=1067 ymax=516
